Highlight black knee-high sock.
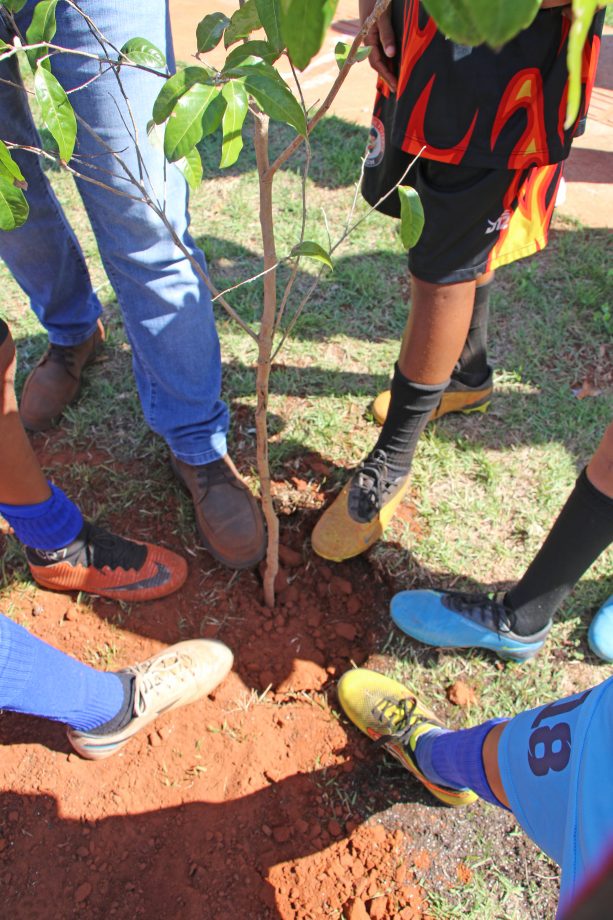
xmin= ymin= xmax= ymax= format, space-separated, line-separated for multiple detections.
xmin=454 ymin=280 xmax=492 ymax=387
xmin=372 ymin=364 xmax=448 ymax=480
xmin=506 ymin=469 xmax=613 ymax=636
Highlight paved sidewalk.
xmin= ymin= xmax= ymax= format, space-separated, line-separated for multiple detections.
xmin=169 ymin=1 xmax=613 ymax=229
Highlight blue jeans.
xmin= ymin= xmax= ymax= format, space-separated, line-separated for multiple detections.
xmin=0 ymin=0 xmax=228 ymax=464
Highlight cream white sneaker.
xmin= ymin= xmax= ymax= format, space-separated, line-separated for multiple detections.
xmin=67 ymin=640 xmax=233 ymax=760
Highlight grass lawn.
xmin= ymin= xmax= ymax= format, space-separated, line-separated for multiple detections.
xmin=1 ymin=113 xmax=612 ymax=918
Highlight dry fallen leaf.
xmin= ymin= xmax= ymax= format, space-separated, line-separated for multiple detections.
xmin=572 ymin=378 xmax=602 ymax=399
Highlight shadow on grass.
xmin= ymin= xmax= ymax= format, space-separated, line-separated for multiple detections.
xmin=198 ymin=115 xmax=370 ymax=191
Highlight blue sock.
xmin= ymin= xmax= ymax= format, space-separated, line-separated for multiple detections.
xmin=414 ymin=719 xmax=508 ymax=807
xmin=0 ymin=483 xmax=83 ymax=550
xmin=0 ymin=614 xmax=126 ymax=731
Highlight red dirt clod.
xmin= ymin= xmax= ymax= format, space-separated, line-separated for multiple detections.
xmin=347 ymin=596 xmax=361 ymax=616
xmin=275 ymin=659 xmax=328 ymax=693
xmin=278 ymin=544 xmax=303 ymax=568
xmin=328 ymin=819 xmax=342 ymax=837
xmin=367 ymin=895 xmax=387 ymax=919
xmin=446 ymin=679 xmax=477 ymax=707
xmin=345 ymin=897 xmax=370 ymax=920
xmin=335 ymin=622 xmax=357 ymax=641
xmin=74 ymin=882 xmax=92 ymax=903
xmin=331 ymin=576 xmax=353 ymax=595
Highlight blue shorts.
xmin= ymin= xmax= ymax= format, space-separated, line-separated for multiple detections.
xmin=498 ymin=677 xmax=613 ymax=916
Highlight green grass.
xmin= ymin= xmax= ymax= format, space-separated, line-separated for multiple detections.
xmin=0 ymin=111 xmax=611 ymax=917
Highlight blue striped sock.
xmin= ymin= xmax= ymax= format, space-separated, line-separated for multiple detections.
xmin=0 ymin=614 xmax=125 ymax=731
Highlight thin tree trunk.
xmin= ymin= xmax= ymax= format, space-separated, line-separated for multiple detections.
xmin=253 ymin=111 xmax=279 ymax=608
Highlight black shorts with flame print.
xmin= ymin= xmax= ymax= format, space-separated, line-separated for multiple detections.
xmin=360 ymin=1 xmax=603 ymax=283
xmin=363 ymin=111 xmax=562 ymax=284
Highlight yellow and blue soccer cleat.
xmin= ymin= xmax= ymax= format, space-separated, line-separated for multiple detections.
xmin=338 ymin=668 xmax=477 ymax=807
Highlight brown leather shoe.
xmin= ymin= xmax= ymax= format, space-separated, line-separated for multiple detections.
xmin=19 ymin=320 xmax=105 ymax=431
xmin=170 ymin=453 xmax=266 ymax=569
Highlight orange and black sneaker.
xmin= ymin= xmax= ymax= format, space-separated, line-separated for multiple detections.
xmin=26 ymin=521 xmax=187 ymax=602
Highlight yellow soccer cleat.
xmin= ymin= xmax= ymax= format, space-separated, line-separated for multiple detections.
xmin=338 ymin=668 xmax=477 ymax=807
xmin=371 ymin=369 xmax=493 ymax=426
xmin=311 ymin=450 xmax=411 ymax=562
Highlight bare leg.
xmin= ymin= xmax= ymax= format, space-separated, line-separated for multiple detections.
xmin=586 ymin=421 xmax=613 ymax=499
xmin=0 ymin=326 xmax=50 ymax=505
xmin=482 ymin=722 xmax=511 ymax=808
xmin=398 ymin=276 xmax=477 ymax=383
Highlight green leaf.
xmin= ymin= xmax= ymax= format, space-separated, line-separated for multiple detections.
xmin=280 ymin=0 xmax=338 ymax=71
xmin=196 ymin=12 xmax=230 ymax=53
xmin=565 ymin=0 xmax=600 ymax=129
xmin=38 ymin=125 xmax=59 ymax=157
xmin=201 ymin=91 xmax=226 ymax=137
xmin=0 ymin=139 xmax=24 ymax=182
xmin=255 ymin=0 xmax=284 ymax=52
xmin=152 ymin=66 xmax=215 ymax=124
xmin=219 ymin=80 xmax=249 ymax=168
xmin=224 ymin=0 xmax=261 ymax=48
xmin=164 ymin=83 xmax=221 ymax=162
xmin=223 ymin=40 xmax=279 ymax=71
xmin=334 ymin=40 xmax=370 ymax=70
xmin=119 ymin=37 xmax=166 ymax=68
xmin=1 ymin=0 xmax=27 ymax=13
xmin=25 ymin=0 xmax=57 ymax=72
xmin=34 ymin=64 xmax=76 ymax=162
xmin=291 ymin=240 xmax=332 ymax=268
xmin=420 ymin=0 xmax=540 ymax=48
xmin=398 ymin=186 xmax=424 ymax=250
xmin=0 ymin=174 xmax=29 ymax=230
xmin=175 ymin=147 xmax=203 ymax=190
xmin=0 ymin=38 xmax=11 ymax=53
xmin=243 ymin=72 xmax=306 ymax=135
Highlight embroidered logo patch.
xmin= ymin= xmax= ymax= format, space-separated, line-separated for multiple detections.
xmin=365 ymin=116 xmax=385 ymax=168
xmin=486 ymin=209 xmax=512 ymax=234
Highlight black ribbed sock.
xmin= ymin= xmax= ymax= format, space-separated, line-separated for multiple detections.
xmin=506 ymin=469 xmax=613 ymax=636
xmin=453 ymin=279 xmax=492 ymax=387
xmin=372 ymin=364 xmax=448 ymax=480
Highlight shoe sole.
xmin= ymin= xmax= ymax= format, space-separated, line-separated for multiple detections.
xmin=170 ymin=456 xmax=266 ymax=570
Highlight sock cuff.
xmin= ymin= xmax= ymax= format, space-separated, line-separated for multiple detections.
xmin=0 ymin=483 xmax=84 ymax=551
xmin=392 ymin=364 xmax=450 ymax=412
xmin=578 ymin=466 xmax=613 ymax=513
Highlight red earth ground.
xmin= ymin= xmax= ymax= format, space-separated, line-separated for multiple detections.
xmin=0 ymin=435 xmax=441 ymax=920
